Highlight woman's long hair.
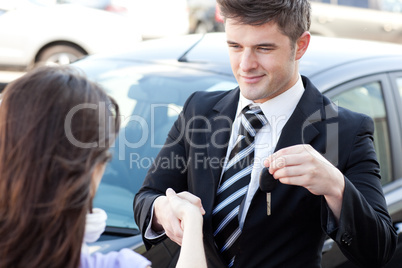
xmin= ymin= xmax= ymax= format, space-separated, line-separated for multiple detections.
xmin=0 ymin=66 xmax=120 ymax=268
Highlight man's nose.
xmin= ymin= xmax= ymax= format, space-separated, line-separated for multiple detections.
xmin=240 ymin=50 xmax=258 ymax=72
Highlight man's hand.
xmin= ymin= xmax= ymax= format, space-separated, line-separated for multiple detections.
xmin=152 ymin=190 xmax=205 ymax=246
xmin=166 ymin=188 xmax=207 ymax=268
xmin=166 ymin=188 xmax=204 ymax=225
xmin=264 ymin=144 xmax=345 ymax=220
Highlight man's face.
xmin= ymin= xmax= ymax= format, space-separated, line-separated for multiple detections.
xmin=225 ymin=19 xmax=299 ymax=103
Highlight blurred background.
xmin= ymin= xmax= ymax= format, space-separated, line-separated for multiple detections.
xmin=1 ymin=0 xmax=402 ymax=84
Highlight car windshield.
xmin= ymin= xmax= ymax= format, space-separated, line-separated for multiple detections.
xmin=78 ymin=60 xmax=237 ymax=230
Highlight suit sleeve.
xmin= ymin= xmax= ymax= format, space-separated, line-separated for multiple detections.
xmin=321 ymin=115 xmax=397 ymax=267
xmin=133 ymin=92 xmax=197 ymax=249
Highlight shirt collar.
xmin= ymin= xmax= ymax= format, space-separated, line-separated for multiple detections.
xmin=236 ymin=75 xmax=305 ymax=126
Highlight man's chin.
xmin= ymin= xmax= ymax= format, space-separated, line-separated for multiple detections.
xmin=240 ymin=87 xmax=266 ymax=102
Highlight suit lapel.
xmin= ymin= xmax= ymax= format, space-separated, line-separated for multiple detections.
xmin=207 ymin=87 xmax=240 ymax=190
xmin=275 ymin=76 xmax=323 ymax=151
xmin=202 ymin=89 xmax=238 ymax=215
xmin=202 ymin=88 xmax=239 ymax=266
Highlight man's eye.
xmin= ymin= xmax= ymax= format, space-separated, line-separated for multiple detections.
xmin=228 ymin=44 xmax=241 ymax=49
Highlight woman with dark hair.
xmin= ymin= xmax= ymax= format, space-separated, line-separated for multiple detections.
xmin=0 ymin=66 xmax=206 ymax=268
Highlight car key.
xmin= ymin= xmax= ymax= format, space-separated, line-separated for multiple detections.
xmin=259 ymin=167 xmax=278 ymax=216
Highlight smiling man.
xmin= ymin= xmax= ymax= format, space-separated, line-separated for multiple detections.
xmin=226 ymin=20 xmax=305 ymax=103
xmin=134 ymin=1 xmax=397 ymax=267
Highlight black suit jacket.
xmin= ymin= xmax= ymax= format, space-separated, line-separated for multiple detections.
xmin=134 ymin=76 xmax=397 ymax=267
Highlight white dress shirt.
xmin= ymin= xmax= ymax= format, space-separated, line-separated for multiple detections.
xmin=145 ymin=75 xmax=305 ymax=238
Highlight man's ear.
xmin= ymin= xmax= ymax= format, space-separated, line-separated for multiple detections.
xmin=295 ymin=31 xmax=311 ymax=60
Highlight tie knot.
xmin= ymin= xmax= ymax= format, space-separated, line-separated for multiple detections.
xmin=240 ymin=106 xmax=267 ymax=138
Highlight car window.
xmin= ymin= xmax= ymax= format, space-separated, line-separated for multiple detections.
xmin=337 ymin=0 xmax=369 ymax=8
xmin=397 ymin=76 xmax=402 ymax=100
xmin=380 ymin=0 xmax=402 ymax=12
xmin=310 ymin=0 xmax=331 ymax=3
xmin=330 ymin=81 xmax=392 ymax=185
xmin=87 ymin=63 xmax=237 ymax=230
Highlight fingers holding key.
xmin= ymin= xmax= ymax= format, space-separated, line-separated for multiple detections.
xmin=264 ymin=144 xmax=343 ymax=197
xmin=265 ymin=145 xmax=311 ymax=176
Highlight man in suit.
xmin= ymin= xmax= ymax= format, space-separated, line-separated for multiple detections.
xmin=134 ymin=0 xmax=397 ymax=267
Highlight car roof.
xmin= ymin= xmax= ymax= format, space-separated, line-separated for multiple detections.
xmin=302 ymin=35 xmax=402 ymax=75
xmin=81 ymin=32 xmax=402 ymax=86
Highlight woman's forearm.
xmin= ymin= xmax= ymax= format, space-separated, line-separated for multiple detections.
xmin=176 ymin=213 xmax=206 ymax=268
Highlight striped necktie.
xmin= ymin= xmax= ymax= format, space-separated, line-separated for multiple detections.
xmin=212 ymin=106 xmax=267 ymax=267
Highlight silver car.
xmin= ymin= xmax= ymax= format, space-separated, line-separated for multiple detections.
xmin=310 ymin=0 xmax=402 ymax=44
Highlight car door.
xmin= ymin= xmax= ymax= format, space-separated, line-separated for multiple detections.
xmin=321 ymin=73 xmax=402 ymax=267
xmin=326 ymin=74 xmax=397 ymax=185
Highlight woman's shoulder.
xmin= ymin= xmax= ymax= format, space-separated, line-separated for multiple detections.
xmin=80 ymin=249 xmax=151 ymax=268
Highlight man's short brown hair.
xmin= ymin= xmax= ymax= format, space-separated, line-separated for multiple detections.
xmin=217 ymin=0 xmax=311 ymax=44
